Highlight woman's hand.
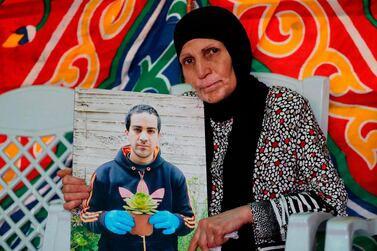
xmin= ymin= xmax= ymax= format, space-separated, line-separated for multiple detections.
xmin=188 ymin=205 xmax=253 ymax=251
xmin=57 ymin=168 xmax=91 ymax=210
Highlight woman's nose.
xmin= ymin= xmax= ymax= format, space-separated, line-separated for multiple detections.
xmin=196 ymin=60 xmax=210 ymax=79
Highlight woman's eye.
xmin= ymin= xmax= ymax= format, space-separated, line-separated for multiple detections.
xmin=207 ymin=47 xmax=219 ymax=55
xmin=183 ymin=58 xmax=193 ymax=65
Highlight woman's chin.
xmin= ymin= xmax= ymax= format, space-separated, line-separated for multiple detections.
xmin=200 ymin=93 xmax=223 ymax=104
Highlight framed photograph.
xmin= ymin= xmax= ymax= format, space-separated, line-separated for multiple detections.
xmin=71 ymin=89 xmax=207 ymax=251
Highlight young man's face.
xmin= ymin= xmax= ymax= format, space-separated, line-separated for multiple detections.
xmin=126 ymin=112 xmax=160 ymax=165
xmin=179 ymin=38 xmax=237 ymax=104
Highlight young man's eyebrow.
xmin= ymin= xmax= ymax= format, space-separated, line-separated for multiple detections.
xmin=131 ymin=125 xmax=157 ymax=130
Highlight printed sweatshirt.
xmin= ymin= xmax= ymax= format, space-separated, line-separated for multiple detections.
xmin=80 ymin=146 xmax=195 ymax=251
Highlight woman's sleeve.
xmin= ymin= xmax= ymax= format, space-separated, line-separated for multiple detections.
xmin=250 ymin=93 xmax=348 ymax=246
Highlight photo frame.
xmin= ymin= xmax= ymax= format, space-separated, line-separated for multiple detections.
xmin=71 ymin=89 xmax=207 ymax=250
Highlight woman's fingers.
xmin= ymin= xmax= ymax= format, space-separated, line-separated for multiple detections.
xmin=58 ymin=168 xmax=90 ymax=210
xmin=188 ymin=206 xmax=253 ymax=250
xmin=63 ymin=200 xmax=83 ymax=210
xmin=188 ymin=228 xmax=200 ymax=251
xmin=62 ymin=175 xmax=87 ymax=186
xmin=57 ymin=168 xmax=72 ymax=178
xmin=63 ymin=191 xmax=89 ymax=201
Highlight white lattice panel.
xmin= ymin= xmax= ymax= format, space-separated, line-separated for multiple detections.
xmin=0 ymin=86 xmax=74 ymax=251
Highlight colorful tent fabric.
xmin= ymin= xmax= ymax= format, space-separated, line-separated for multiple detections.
xmin=0 ymin=0 xmax=376 ymax=225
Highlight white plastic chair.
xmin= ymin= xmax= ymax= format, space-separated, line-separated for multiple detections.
xmin=251 ymin=72 xmax=329 ymax=137
xmin=0 ymin=85 xmax=73 ymax=251
xmin=285 ymin=212 xmax=333 ymax=251
xmin=42 ymin=203 xmax=71 ymax=251
xmin=324 ymin=216 xmax=377 ymax=251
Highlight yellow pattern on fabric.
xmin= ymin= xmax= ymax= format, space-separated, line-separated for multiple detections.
xmin=298 ymin=1 xmax=370 ymax=96
xmin=234 ymin=0 xmax=279 ymax=38
xmin=100 ymin=0 xmax=136 ymax=40
xmin=1 ymin=142 xmax=20 ymax=192
xmin=50 ymin=0 xmax=136 ymax=88
xmin=330 ymin=101 xmax=377 ymax=170
xmin=236 ymin=1 xmax=303 ymax=57
xmin=50 ymin=1 xmax=102 ymax=88
xmin=2 ymin=34 xmax=23 ymax=48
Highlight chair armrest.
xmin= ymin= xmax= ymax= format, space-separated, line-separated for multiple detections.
xmin=42 ymin=203 xmax=71 ymax=251
xmin=170 ymin=83 xmax=193 ymax=95
xmin=285 ymin=212 xmax=334 ymax=251
xmin=325 ymin=216 xmax=377 ymax=251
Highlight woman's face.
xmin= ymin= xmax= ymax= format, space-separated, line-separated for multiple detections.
xmin=179 ymin=38 xmax=237 ymax=104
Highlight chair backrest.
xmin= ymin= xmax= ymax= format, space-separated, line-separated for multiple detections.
xmin=251 ymin=72 xmax=329 ymax=136
xmin=0 ymin=86 xmax=74 ymax=251
xmin=170 ymin=72 xmax=330 ymax=136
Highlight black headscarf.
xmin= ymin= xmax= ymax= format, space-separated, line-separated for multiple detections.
xmin=174 ymin=6 xmax=269 ymax=250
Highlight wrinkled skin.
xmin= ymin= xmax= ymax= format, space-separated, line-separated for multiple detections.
xmin=188 ymin=206 xmax=253 ymax=250
xmin=57 ymin=168 xmax=90 ymax=210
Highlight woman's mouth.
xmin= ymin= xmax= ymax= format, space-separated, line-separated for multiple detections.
xmin=203 ymin=80 xmax=221 ymax=92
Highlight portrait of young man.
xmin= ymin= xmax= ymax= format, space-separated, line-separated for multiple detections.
xmin=70 ymin=90 xmax=207 ymax=251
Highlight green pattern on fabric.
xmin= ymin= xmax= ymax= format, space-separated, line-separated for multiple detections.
xmin=251 ymin=59 xmax=271 ymax=73
xmin=36 ymin=0 xmax=51 ymax=31
xmin=98 ymin=1 xmax=156 ymax=90
xmin=353 ymin=235 xmax=377 ymax=251
xmin=328 ymin=136 xmax=377 ymax=207
xmin=364 ymin=0 xmax=377 ymax=27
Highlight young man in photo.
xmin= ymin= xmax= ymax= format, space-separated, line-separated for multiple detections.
xmin=80 ymin=104 xmax=195 ymax=251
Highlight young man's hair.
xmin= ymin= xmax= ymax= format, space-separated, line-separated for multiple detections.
xmin=125 ymin=104 xmax=161 ymax=132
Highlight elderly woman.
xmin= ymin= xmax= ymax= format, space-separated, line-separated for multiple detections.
xmin=59 ymin=6 xmax=347 ymax=251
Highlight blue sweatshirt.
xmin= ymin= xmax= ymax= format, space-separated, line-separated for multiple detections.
xmin=80 ymin=146 xmax=195 ymax=251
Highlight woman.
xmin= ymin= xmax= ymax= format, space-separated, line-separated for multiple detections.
xmin=60 ymin=6 xmax=347 ymax=251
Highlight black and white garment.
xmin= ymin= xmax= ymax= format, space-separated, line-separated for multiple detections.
xmin=185 ymin=86 xmax=348 ymax=250
xmin=209 ymin=118 xmax=233 ymax=216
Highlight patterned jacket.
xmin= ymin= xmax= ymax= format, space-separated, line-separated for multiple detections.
xmin=206 ymin=86 xmax=347 ymax=250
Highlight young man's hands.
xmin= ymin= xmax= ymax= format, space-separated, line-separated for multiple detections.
xmin=104 ymin=210 xmax=180 ymax=235
xmin=58 ymin=169 xmax=181 ymax=236
xmin=149 ymin=211 xmax=180 ymax=235
xmin=104 ymin=210 xmax=135 ymax=235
